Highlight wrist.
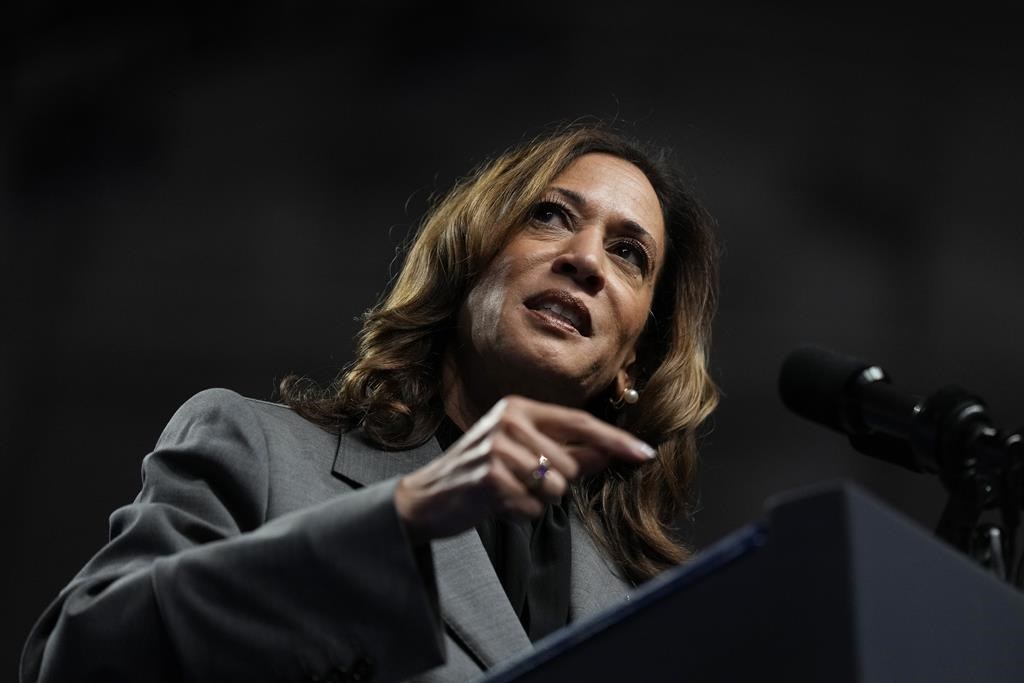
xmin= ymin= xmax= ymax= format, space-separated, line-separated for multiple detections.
xmin=394 ymin=475 xmax=427 ymax=547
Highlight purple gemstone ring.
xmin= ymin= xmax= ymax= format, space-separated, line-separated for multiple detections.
xmin=530 ymin=455 xmax=551 ymax=486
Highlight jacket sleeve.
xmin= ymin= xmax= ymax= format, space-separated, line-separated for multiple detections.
xmin=20 ymin=388 xmax=446 ymax=683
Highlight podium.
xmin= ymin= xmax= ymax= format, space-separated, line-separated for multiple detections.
xmin=482 ymin=481 xmax=1024 ymax=682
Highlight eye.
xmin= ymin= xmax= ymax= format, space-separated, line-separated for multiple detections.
xmin=610 ymin=239 xmax=651 ymax=273
xmin=530 ymin=200 xmax=572 ymax=230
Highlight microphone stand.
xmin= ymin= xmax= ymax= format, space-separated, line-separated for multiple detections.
xmin=851 ymin=385 xmax=1023 ymax=587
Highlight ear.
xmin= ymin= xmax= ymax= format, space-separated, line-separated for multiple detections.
xmin=614 ymin=349 xmax=638 ymax=396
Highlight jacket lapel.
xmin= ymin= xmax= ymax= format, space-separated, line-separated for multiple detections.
xmin=568 ymin=512 xmax=634 ymax=621
xmin=331 ymin=430 xmax=533 ymax=668
xmin=432 ymin=531 xmax=533 ymax=667
xmin=330 ymin=430 xmax=636 ymax=662
xmin=331 ymin=429 xmax=440 ymax=487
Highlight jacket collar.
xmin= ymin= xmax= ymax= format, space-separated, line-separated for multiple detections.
xmin=331 ymin=428 xmax=440 ymax=488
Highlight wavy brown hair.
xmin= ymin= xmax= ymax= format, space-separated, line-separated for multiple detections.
xmin=282 ymin=122 xmax=719 ymax=584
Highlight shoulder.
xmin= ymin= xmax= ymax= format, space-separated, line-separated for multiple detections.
xmin=159 ymin=388 xmax=339 ymax=474
xmin=168 ymin=387 xmax=290 ymax=421
xmin=164 ymin=388 xmax=330 ymax=442
xmin=144 ymin=389 xmax=341 ymax=519
xmin=154 ymin=388 xmax=252 ymax=446
xmin=164 ymin=387 xmax=261 ymax=427
xmin=174 ymin=387 xmax=335 ymax=450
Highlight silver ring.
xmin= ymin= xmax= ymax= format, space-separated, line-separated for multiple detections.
xmin=530 ymin=455 xmax=551 ymax=485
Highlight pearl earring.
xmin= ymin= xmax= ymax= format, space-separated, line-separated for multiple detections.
xmin=610 ymin=387 xmax=640 ymax=410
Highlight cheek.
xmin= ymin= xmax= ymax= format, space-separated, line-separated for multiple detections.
xmin=463 ymin=258 xmax=513 ymax=340
xmin=614 ymin=289 xmax=655 ymax=345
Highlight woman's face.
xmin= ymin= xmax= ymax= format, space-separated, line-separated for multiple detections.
xmin=452 ymin=152 xmax=667 ymax=410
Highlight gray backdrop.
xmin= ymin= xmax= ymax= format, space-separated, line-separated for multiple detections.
xmin=6 ymin=4 xmax=1024 ymax=677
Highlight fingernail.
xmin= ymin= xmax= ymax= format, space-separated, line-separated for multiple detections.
xmin=634 ymin=440 xmax=657 ymax=459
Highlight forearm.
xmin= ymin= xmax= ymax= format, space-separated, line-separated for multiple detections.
xmin=22 ymin=389 xmax=446 ymax=683
xmin=24 ymin=480 xmax=444 ymax=683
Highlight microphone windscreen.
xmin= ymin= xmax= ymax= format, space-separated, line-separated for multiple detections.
xmin=778 ymin=345 xmax=873 ymax=433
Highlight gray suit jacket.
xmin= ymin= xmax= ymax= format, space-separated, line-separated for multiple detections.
xmin=22 ymin=388 xmax=633 ymax=683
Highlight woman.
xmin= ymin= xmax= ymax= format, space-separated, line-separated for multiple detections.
xmin=21 ymin=123 xmax=719 ymax=682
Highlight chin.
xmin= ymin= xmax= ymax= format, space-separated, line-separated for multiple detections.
xmin=501 ymin=343 xmax=607 ymax=407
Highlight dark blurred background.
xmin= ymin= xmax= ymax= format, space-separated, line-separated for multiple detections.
xmin=6 ymin=2 xmax=1024 ymax=676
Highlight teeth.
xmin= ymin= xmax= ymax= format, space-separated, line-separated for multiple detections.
xmin=540 ymin=302 xmax=581 ymax=329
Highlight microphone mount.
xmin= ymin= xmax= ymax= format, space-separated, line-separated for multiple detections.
xmin=779 ymin=346 xmax=1024 ymax=587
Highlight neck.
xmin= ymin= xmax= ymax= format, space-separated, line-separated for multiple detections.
xmin=441 ymin=349 xmax=489 ymax=432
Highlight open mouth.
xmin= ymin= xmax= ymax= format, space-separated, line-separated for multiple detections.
xmin=524 ymin=289 xmax=592 ymax=337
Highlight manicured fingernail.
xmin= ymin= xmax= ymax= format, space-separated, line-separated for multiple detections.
xmin=635 ymin=440 xmax=657 ymax=459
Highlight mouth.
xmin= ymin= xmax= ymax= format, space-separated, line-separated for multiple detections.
xmin=523 ymin=289 xmax=593 ymax=337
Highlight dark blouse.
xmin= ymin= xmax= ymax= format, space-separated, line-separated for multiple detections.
xmin=434 ymin=415 xmax=571 ymax=641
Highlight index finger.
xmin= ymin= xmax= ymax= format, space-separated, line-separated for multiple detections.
xmin=524 ymin=401 xmax=657 ymax=463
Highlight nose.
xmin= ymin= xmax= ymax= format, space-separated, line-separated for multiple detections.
xmin=551 ymin=227 xmax=606 ymax=294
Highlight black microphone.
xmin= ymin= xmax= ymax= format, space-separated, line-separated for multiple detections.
xmin=778 ymin=345 xmax=920 ymax=437
xmin=778 ymin=345 xmax=943 ymax=473
xmin=780 ymin=345 xmax=1024 ymax=572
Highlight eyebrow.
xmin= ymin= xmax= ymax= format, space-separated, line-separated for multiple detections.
xmin=550 ymin=186 xmax=660 ymax=256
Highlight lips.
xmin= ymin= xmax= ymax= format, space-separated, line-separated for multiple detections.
xmin=524 ymin=289 xmax=593 ymax=337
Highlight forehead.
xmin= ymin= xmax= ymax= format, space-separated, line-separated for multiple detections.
xmin=548 ymin=153 xmax=665 ymax=249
